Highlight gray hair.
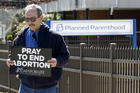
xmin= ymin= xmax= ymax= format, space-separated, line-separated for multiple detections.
xmin=25 ymin=4 xmax=43 ymax=17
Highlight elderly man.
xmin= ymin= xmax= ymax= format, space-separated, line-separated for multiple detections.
xmin=7 ymin=4 xmax=69 ymax=93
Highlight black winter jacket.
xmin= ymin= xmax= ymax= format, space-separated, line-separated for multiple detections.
xmin=13 ymin=23 xmax=70 ymax=89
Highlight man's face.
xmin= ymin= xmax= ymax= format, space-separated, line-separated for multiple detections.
xmin=25 ymin=9 xmax=43 ymax=32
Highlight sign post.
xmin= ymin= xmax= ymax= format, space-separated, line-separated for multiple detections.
xmin=133 ymin=19 xmax=137 ymax=48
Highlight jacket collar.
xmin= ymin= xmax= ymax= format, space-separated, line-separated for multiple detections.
xmin=39 ymin=22 xmax=50 ymax=33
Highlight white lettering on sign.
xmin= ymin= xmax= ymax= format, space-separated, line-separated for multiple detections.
xmin=22 ymin=48 xmax=41 ymax=54
xmin=29 ymin=55 xmax=44 ymax=61
xmin=13 ymin=47 xmax=51 ymax=69
xmin=13 ymin=60 xmax=50 ymax=68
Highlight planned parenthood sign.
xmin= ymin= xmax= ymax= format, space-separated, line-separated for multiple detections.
xmin=50 ymin=19 xmax=134 ymax=36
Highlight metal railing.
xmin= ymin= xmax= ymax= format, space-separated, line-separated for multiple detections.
xmin=59 ymin=43 xmax=140 ymax=93
xmin=1 ymin=42 xmax=140 ymax=93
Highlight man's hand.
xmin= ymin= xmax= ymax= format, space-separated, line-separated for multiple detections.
xmin=7 ymin=59 xmax=14 ymax=67
xmin=47 ymin=58 xmax=57 ymax=67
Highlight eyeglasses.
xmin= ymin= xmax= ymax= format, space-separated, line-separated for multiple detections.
xmin=25 ymin=17 xmax=38 ymax=22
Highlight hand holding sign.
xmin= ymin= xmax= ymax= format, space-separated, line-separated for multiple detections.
xmin=7 ymin=59 xmax=14 ymax=67
xmin=47 ymin=58 xmax=57 ymax=67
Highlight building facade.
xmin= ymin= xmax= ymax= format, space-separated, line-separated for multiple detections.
xmin=39 ymin=0 xmax=140 ymax=47
xmin=1 ymin=0 xmax=140 ymax=46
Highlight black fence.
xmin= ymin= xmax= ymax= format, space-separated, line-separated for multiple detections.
xmin=0 ymin=44 xmax=19 ymax=93
xmin=59 ymin=43 xmax=140 ymax=93
xmin=0 ymin=41 xmax=140 ymax=93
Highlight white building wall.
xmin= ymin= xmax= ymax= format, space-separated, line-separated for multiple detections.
xmin=39 ymin=0 xmax=140 ymax=13
xmin=81 ymin=0 xmax=140 ymax=9
xmin=118 ymin=0 xmax=140 ymax=8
